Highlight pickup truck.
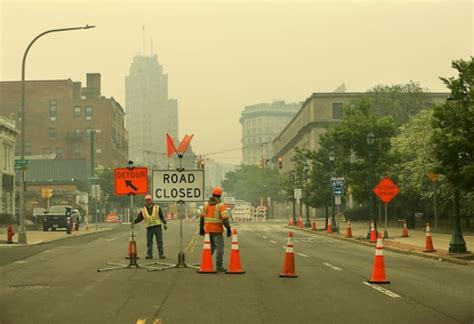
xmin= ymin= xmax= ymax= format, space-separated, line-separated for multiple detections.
xmin=42 ymin=205 xmax=80 ymax=231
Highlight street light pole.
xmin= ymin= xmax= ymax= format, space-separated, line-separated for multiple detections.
xmin=18 ymin=25 xmax=95 ymax=244
xmin=304 ymin=163 xmax=311 ymax=227
xmin=366 ymin=132 xmax=376 ymax=238
xmin=329 ymin=151 xmax=337 ymax=232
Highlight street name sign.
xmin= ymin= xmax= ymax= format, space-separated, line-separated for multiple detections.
xmin=373 ymin=177 xmax=400 ymax=203
xmin=114 ymin=167 xmax=148 ymax=195
xmin=330 ymin=177 xmax=345 ymax=188
xmin=294 ymin=188 xmax=302 ymax=199
xmin=152 ymin=169 xmax=204 ymax=202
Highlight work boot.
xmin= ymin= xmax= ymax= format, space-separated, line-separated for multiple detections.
xmin=145 ymin=255 xmax=153 ymax=259
xmin=159 ymin=255 xmax=166 ymax=259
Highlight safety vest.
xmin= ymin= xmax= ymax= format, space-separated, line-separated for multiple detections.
xmin=141 ymin=205 xmax=162 ymax=227
xmin=203 ymin=203 xmax=229 ymax=233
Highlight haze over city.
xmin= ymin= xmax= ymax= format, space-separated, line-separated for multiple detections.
xmin=1 ymin=0 xmax=472 ymax=164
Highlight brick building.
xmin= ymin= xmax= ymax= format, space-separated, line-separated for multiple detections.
xmin=0 ymin=73 xmax=128 ymax=169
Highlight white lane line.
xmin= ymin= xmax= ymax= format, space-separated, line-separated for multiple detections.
xmin=297 ymin=253 xmax=309 ymax=258
xmin=262 ymin=235 xmax=268 ymax=239
xmin=363 ymin=282 xmax=401 ymax=298
xmin=270 ymin=240 xmax=277 ymax=244
xmin=323 ymin=262 xmax=343 ymax=270
xmin=107 ymin=234 xmax=127 ymax=242
xmin=14 ymin=260 xmax=27 ymax=264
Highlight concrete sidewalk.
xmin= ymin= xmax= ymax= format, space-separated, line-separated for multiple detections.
xmin=290 ymin=219 xmax=474 ymax=266
xmin=0 ymin=223 xmax=117 ymax=246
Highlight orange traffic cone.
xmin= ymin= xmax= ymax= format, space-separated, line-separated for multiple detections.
xmin=423 ymin=223 xmax=436 ymax=252
xmin=402 ymin=220 xmax=409 ymax=237
xmin=280 ymin=231 xmax=297 ymax=278
xmin=226 ymin=229 xmax=245 ymax=274
xmin=289 ymin=215 xmax=294 ymax=226
xmin=369 ymin=221 xmax=377 ymax=243
xmin=298 ymin=216 xmax=303 ymax=229
xmin=197 ymin=233 xmax=217 ymax=273
xmin=127 ymin=240 xmax=137 ymax=259
xmin=311 ymin=219 xmax=317 ymax=231
xmin=368 ymin=233 xmax=390 ymax=284
xmin=346 ymin=220 xmax=353 ymax=238
xmin=327 ymin=217 xmax=333 ymax=234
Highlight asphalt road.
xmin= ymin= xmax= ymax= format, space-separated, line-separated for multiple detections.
xmin=0 ymin=221 xmax=472 ymax=324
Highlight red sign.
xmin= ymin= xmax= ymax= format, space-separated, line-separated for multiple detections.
xmin=373 ymin=177 xmax=400 ymax=203
xmin=114 ymin=167 xmax=148 ymax=195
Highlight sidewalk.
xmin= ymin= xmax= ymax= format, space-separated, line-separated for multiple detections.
xmin=0 ymin=223 xmax=117 ymax=246
xmin=289 ymin=219 xmax=474 ymax=266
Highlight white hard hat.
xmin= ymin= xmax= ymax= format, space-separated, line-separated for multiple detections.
xmin=145 ymin=194 xmax=152 ymax=200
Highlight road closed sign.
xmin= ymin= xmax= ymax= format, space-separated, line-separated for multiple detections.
xmin=114 ymin=167 xmax=148 ymax=196
xmin=152 ymin=170 xmax=205 ymax=202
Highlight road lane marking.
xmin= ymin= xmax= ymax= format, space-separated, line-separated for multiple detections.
xmin=297 ymin=253 xmax=309 ymax=258
xmin=363 ymin=282 xmax=401 ymax=298
xmin=107 ymin=233 xmax=128 ymax=242
xmin=14 ymin=260 xmax=27 ymax=264
xmin=270 ymin=240 xmax=277 ymax=244
xmin=323 ymin=262 xmax=343 ymax=270
xmin=262 ymin=235 xmax=268 ymax=239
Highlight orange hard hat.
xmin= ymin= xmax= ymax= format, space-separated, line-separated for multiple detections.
xmin=212 ymin=187 xmax=222 ymax=196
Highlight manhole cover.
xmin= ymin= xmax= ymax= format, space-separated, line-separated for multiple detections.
xmin=11 ymin=284 xmax=51 ymax=289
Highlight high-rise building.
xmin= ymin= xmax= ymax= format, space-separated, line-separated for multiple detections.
xmin=240 ymin=100 xmax=300 ymax=166
xmin=125 ymin=55 xmax=178 ymax=169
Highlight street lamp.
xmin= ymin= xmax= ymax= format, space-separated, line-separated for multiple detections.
xmin=328 ymin=151 xmax=337 ymax=232
xmin=303 ymin=163 xmax=311 ymax=227
xmin=366 ymin=132 xmax=376 ymax=237
xmin=18 ymin=25 xmax=95 ymax=243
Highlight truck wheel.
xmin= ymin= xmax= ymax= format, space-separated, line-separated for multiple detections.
xmin=43 ymin=226 xmax=48 ymax=232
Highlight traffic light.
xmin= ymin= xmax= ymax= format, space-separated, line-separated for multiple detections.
xmin=41 ymin=187 xmax=53 ymax=199
xmin=258 ymin=159 xmax=264 ymax=169
xmin=200 ymin=160 xmax=205 ymax=169
xmin=278 ymin=157 xmax=283 ymax=169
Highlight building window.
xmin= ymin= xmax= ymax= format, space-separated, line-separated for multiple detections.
xmin=25 ymin=142 xmax=32 ymax=156
xmin=85 ymin=106 xmax=93 ymax=120
xmin=332 ymin=103 xmax=343 ymax=120
xmin=49 ymin=100 xmax=57 ymax=121
xmin=86 ymin=128 xmax=93 ymax=137
xmin=73 ymin=146 xmax=81 ymax=158
xmin=43 ymin=148 xmax=51 ymax=156
xmin=49 ymin=128 xmax=57 ymax=140
xmin=75 ymin=128 xmax=82 ymax=138
xmin=74 ymin=106 xmax=81 ymax=117
xmin=56 ymin=147 xmax=63 ymax=158
xmin=3 ymin=145 xmax=8 ymax=171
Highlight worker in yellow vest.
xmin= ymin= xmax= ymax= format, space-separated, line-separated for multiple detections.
xmin=134 ymin=194 xmax=167 ymax=259
xmin=199 ymin=187 xmax=232 ymax=272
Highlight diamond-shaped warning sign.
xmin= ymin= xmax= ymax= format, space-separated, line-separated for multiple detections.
xmin=373 ymin=177 xmax=400 ymax=204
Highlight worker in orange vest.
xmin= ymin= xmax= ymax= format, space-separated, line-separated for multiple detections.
xmin=199 ymin=186 xmax=232 ymax=272
xmin=134 ymin=194 xmax=167 ymax=259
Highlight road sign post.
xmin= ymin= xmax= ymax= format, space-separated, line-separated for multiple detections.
xmin=373 ymin=177 xmax=400 ymax=239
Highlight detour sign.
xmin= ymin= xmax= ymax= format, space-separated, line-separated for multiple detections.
xmin=114 ymin=167 xmax=148 ymax=195
xmin=372 ymin=177 xmax=400 ymax=204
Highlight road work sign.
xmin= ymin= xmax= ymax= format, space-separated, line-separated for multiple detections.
xmin=114 ymin=167 xmax=148 ymax=195
xmin=373 ymin=177 xmax=400 ymax=203
xmin=152 ymin=170 xmax=204 ymax=202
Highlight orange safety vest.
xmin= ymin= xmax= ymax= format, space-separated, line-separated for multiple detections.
xmin=202 ymin=202 xmax=229 ymax=233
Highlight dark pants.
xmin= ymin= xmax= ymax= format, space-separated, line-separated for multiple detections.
xmin=146 ymin=225 xmax=164 ymax=257
xmin=209 ymin=233 xmax=224 ymax=269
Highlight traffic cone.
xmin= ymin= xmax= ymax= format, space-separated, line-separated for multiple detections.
xmin=368 ymin=233 xmax=390 ymax=284
xmin=279 ymin=231 xmax=297 ymax=278
xmin=346 ymin=220 xmax=353 ymax=238
xmin=311 ymin=219 xmax=317 ymax=231
xmin=226 ymin=229 xmax=245 ymax=274
xmin=127 ymin=240 xmax=137 ymax=259
xmin=327 ymin=217 xmax=333 ymax=234
xmin=298 ymin=216 xmax=303 ymax=229
xmin=402 ymin=220 xmax=409 ymax=237
xmin=197 ymin=233 xmax=217 ymax=273
xmin=369 ymin=221 xmax=377 ymax=243
xmin=289 ymin=215 xmax=294 ymax=226
xmin=423 ymin=223 xmax=436 ymax=252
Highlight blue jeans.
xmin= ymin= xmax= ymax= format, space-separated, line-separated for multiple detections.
xmin=146 ymin=225 xmax=164 ymax=257
xmin=209 ymin=233 xmax=224 ymax=269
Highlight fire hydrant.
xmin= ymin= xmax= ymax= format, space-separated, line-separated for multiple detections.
xmin=7 ymin=225 xmax=15 ymax=244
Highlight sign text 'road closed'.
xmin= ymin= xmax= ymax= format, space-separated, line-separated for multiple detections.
xmin=152 ymin=170 xmax=205 ymax=202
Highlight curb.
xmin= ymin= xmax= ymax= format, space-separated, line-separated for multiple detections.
xmin=288 ymin=225 xmax=473 ymax=266
xmin=0 ymin=227 xmax=113 ymax=247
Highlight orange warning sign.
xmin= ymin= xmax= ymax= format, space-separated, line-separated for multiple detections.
xmin=114 ymin=167 xmax=148 ymax=195
xmin=372 ymin=177 xmax=400 ymax=204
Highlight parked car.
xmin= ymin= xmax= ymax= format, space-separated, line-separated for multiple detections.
xmin=43 ymin=205 xmax=80 ymax=231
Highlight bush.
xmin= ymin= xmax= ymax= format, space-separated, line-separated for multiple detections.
xmin=343 ymin=206 xmax=370 ymax=221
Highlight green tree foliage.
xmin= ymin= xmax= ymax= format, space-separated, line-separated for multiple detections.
xmin=365 ymin=81 xmax=435 ymax=126
xmin=432 ymin=57 xmax=474 ymax=192
xmin=96 ymin=168 xmax=130 ymax=210
xmin=222 ymin=165 xmax=284 ymax=205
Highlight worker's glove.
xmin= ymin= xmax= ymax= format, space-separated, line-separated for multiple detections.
xmin=226 ymin=228 xmax=232 ymax=238
xmin=163 ymin=224 xmax=168 ymax=231
xmin=199 ymin=227 xmax=205 ymax=236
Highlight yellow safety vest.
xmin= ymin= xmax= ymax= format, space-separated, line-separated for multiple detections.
xmin=141 ymin=205 xmax=162 ymax=227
